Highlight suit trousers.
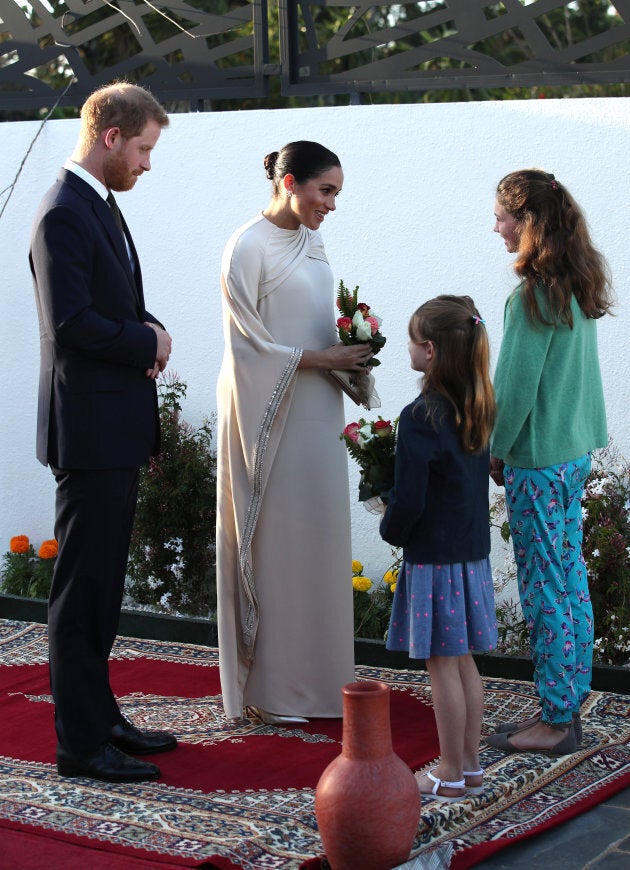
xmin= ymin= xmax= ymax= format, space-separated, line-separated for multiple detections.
xmin=48 ymin=465 xmax=140 ymax=755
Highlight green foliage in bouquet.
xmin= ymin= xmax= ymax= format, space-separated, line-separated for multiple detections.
xmin=127 ymin=374 xmax=217 ymax=617
xmin=336 ymin=280 xmax=386 ymax=365
xmin=1 ymin=535 xmax=57 ymax=599
xmin=341 ymin=417 xmax=398 ymax=503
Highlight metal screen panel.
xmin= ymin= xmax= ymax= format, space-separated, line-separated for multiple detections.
xmin=1 ymin=0 xmax=629 ymax=110
xmin=279 ymin=0 xmax=630 ymax=96
xmin=0 ymin=0 xmax=268 ymax=110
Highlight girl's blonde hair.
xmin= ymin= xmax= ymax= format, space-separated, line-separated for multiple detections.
xmin=409 ymin=295 xmax=495 ymax=454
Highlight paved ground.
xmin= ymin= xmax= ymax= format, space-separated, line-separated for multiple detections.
xmin=473 ymin=787 xmax=630 ymax=868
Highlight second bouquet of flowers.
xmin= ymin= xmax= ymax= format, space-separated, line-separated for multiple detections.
xmin=341 ymin=417 xmax=398 ymax=509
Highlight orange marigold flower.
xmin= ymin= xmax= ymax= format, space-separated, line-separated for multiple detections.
xmin=10 ymin=535 xmax=30 ymax=554
xmin=38 ymin=539 xmax=58 ymax=559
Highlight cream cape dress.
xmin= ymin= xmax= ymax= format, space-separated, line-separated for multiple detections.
xmin=216 ymin=213 xmax=355 ymax=719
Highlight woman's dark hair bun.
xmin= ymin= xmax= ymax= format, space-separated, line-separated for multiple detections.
xmin=263 ymin=151 xmax=279 ymax=180
xmin=264 ymin=141 xmax=341 ymax=192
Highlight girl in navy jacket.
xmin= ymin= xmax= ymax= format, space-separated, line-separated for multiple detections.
xmin=381 ymin=295 xmax=497 ymax=801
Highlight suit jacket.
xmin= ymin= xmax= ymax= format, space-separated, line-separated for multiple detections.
xmin=30 ymin=169 xmax=162 ymax=469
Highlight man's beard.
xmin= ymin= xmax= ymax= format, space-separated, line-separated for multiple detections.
xmin=104 ymin=151 xmax=138 ymax=192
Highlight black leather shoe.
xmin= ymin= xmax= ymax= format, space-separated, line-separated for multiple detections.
xmin=57 ymin=742 xmax=161 ymax=782
xmin=109 ymin=717 xmax=177 ymax=755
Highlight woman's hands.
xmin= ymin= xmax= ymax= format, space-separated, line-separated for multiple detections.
xmin=299 ymin=342 xmax=373 ymax=371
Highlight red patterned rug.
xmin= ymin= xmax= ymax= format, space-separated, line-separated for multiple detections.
xmin=0 ymin=619 xmax=628 ymax=869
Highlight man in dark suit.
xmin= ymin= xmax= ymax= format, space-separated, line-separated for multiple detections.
xmin=30 ymin=83 xmax=177 ymax=782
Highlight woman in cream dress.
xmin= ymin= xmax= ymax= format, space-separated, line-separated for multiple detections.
xmin=217 ymin=141 xmax=371 ymax=722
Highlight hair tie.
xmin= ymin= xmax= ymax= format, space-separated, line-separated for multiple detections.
xmin=549 ymin=176 xmax=559 ymax=190
xmin=472 ymin=315 xmax=485 ymax=325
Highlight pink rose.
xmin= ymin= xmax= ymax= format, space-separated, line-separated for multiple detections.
xmin=365 ymin=316 xmax=379 ymax=336
xmin=337 ymin=316 xmax=353 ymax=331
xmin=343 ymin=422 xmax=360 ymax=442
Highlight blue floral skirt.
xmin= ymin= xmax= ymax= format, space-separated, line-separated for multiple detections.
xmin=386 ymin=558 xmax=497 ymax=659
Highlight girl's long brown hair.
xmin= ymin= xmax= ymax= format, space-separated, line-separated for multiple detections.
xmin=409 ymin=295 xmax=495 ymax=454
xmin=496 ymin=169 xmax=613 ymax=327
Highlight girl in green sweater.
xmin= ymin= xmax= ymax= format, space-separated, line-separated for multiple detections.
xmin=487 ymin=169 xmax=613 ymax=756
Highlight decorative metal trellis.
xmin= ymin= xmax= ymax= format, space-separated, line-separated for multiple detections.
xmin=0 ymin=0 xmax=269 ymax=110
xmin=0 ymin=0 xmax=629 ymax=111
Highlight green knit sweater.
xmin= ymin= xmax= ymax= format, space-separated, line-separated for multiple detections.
xmin=491 ymin=284 xmax=608 ymax=469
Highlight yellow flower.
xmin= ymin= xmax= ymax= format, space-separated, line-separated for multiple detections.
xmin=390 ymin=583 xmax=397 ymax=594
xmin=352 ymin=559 xmax=364 ymax=574
xmin=10 ymin=535 xmax=29 ymax=554
xmin=352 ymin=575 xmax=372 ymax=593
xmin=383 ymin=568 xmax=399 ymax=585
xmin=38 ymin=539 xmax=58 ymax=559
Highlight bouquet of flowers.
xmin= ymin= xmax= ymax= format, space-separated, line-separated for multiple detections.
xmin=330 ymin=280 xmax=385 ymax=409
xmin=341 ymin=416 xmax=398 ymax=508
xmin=336 ymin=280 xmax=386 ymax=364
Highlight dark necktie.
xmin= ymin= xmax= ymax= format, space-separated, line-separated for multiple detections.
xmin=107 ymin=191 xmax=137 ymax=276
xmin=106 ymin=191 xmax=125 ymax=237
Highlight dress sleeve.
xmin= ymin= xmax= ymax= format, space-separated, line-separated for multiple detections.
xmin=379 ymin=403 xmax=438 ymax=548
xmin=491 ymin=288 xmax=554 ymax=460
xmin=221 ymin=227 xmax=301 ymax=360
xmin=217 ymin=221 xmax=304 ymax=662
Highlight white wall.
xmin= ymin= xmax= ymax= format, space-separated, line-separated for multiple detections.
xmin=1 ymin=98 xmax=628 ymax=590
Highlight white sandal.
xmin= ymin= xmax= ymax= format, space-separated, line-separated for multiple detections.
xmin=463 ymin=768 xmax=485 ymax=794
xmin=416 ymin=769 xmax=466 ymax=802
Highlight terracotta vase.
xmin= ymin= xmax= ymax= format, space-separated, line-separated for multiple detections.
xmin=315 ymin=680 xmax=421 ymax=870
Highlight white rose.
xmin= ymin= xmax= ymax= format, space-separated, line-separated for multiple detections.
xmin=357 ymin=424 xmax=374 ymax=447
xmin=352 ymin=311 xmax=372 ymax=341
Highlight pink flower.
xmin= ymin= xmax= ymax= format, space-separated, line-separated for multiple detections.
xmin=343 ymin=422 xmax=360 ymax=442
xmin=365 ymin=316 xmax=379 ymax=336
xmin=337 ymin=316 xmax=353 ymax=331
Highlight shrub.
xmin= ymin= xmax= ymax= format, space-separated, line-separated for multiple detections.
xmin=126 ymin=373 xmax=217 ymax=617
xmin=352 ymin=550 xmax=399 ymax=639
xmin=0 ymin=535 xmax=57 ymax=599
xmin=583 ymin=444 xmax=630 ymax=665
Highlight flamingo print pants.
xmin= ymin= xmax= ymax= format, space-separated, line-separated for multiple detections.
xmin=504 ymin=455 xmax=593 ymax=725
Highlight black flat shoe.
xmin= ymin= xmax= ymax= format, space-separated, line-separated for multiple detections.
xmin=57 ymin=742 xmax=161 ymax=782
xmin=110 ymin=716 xmax=177 ymax=755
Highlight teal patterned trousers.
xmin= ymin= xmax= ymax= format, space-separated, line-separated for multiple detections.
xmin=504 ymin=455 xmax=593 ymax=724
